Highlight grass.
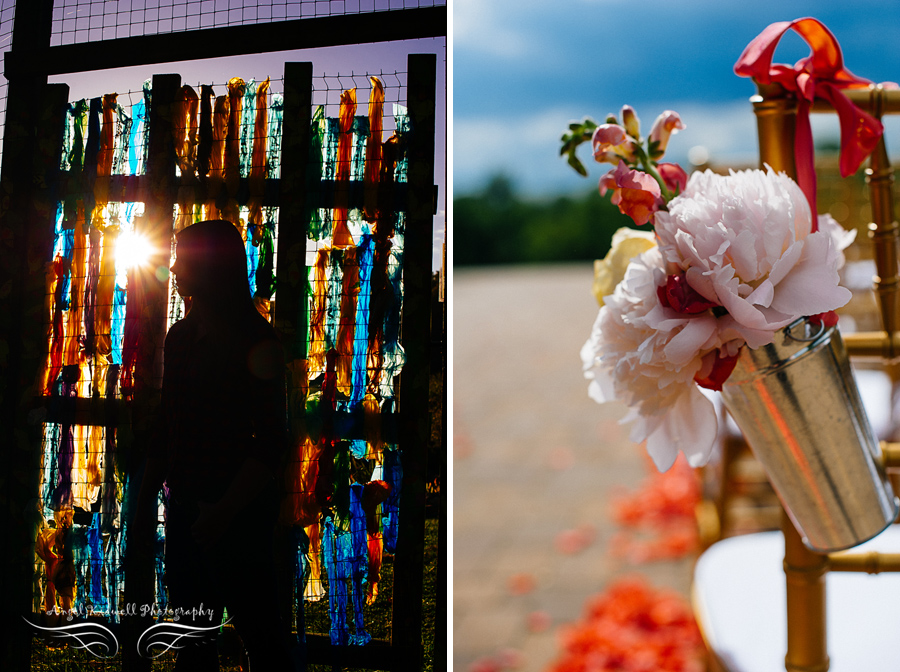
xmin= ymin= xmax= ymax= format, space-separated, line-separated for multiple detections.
xmin=302 ymin=517 xmax=441 ymax=672
xmin=30 ymin=518 xmax=442 ymax=672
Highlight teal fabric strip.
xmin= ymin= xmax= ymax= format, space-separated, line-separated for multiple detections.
xmin=325 ymin=251 xmax=342 ymax=353
xmin=381 ymin=245 xmax=406 ymax=399
xmin=113 ymin=102 xmax=132 ymax=176
xmin=240 ymin=79 xmax=256 ymax=178
xmin=305 ymin=107 xmax=326 ymax=240
xmin=267 ymin=93 xmax=284 ymax=180
xmin=393 ymin=104 xmax=410 ymax=183
xmin=351 ymin=115 xmax=368 ymax=182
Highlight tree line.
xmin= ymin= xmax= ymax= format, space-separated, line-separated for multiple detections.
xmin=453 ymin=175 xmax=637 ymax=266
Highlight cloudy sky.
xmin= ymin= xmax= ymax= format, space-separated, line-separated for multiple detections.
xmin=452 ymin=0 xmax=900 ymax=197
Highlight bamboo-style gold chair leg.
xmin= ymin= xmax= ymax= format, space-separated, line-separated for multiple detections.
xmin=782 ymin=513 xmax=829 ymax=672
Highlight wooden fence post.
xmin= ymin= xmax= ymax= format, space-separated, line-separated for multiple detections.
xmin=122 ymin=72 xmax=180 ymax=672
xmin=275 ymin=59 xmax=315 ymax=648
xmin=392 ymin=52 xmax=437 ymax=672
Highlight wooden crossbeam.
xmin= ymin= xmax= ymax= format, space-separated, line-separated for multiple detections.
xmin=4 ymin=6 xmax=447 ymax=78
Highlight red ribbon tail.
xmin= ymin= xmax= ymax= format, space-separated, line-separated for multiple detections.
xmin=793 ymin=97 xmax=818 ymax=228
xmin=817 ymin=82 xmax=884 ymax=178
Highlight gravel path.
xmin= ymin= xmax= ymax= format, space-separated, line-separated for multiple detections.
xmin=452 ymin=264 xmax=695 ymax=672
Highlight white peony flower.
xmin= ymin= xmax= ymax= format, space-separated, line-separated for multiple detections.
xmin=584 ymin=168 xmax=855 ymax=472
xmin=653 ymin=168 xmax=852 ymax=346
xmin=582 ymin=247 xmax=724 ymax=471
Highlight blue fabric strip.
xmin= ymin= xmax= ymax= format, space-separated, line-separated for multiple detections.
xmin=128 ymin=97 xmax=145 ymax=178
xmin=348 ymin=483 xmax=371 ymax=645
xmin=382 ymin=447 xmax=402 ymax=554
xmin=111 ymin=285 xmax=126 ymax=366
xmin=351 ymin=232 xmax=373 ymax=407
xmin=322 ymin=516 xmax=348 ymax=646
xmin=86 ymin=513 xmax=107 ymax=610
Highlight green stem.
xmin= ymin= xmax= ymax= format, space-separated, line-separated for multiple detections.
xmin=637 ymin=150 xmax=673 ymax=202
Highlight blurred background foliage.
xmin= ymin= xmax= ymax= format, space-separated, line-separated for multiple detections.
xmin=454 ymin=148 xmax=886 ymax=268
xmin=453 ymin=174 xmax=637 ymax=266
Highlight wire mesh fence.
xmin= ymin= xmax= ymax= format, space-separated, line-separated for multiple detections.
xmin=50 ymin=0 xmax=444 ymax=46
xmin=0 ymin=0 xmax=444 ymax=173
xmin=26 ymin=61 xmax=425 ymax=666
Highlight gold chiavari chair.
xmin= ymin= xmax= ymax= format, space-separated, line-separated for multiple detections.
xmin=692 ymin=84 xmax=900 ymax=672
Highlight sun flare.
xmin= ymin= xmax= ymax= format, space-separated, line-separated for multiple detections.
xmin=116 ymin=230 xmax=153 ymax=269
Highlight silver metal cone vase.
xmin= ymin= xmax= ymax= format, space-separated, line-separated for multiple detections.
xmin=720 ymin=318 xmax=899 ymax=552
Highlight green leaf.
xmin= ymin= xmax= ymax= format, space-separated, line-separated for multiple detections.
xmin=567 ymin=153 xmax=588 ymax=177
xmin=560 ymin=117 xmax=600 ymax=177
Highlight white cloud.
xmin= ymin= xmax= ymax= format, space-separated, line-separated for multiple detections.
xmin=454 ymin=106 xmax=584 ymax=194
xmin=452 ymin=100 xmax=900 ymax=198
xmin=453 ymin=0 xmax=551 ymax=60
xmin=657 ymin=101 xmax=760 ymax=167
xmin=454 ymin=102 xmax=761 ymax=196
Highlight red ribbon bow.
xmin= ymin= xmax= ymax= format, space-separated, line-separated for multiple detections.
xmin=735 ymin=17 xmax=888 ymax=227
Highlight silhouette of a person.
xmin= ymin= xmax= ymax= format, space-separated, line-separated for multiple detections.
xmin=134 ymin=219 xmax=294 ymax=670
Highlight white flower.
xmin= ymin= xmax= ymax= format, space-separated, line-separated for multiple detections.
xmin=584 ymin=167 xmax=855 ymax=473
xmin=582 ymin=247 xmax=722 ymax=471
xmin=653 ymin=168 xmax=852 ymax=346
xmin=592 ymin=227 xmax=657 ymax=306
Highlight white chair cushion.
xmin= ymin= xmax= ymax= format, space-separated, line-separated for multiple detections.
xmin=693 ymin=526 xmax=900 ymax=671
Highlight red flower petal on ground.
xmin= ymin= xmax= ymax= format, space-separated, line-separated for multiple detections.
xmin=469 ymin=657 xmax=503 ymax=672
xmin=609 ymin=454 xmax=701 ymax=564
xmin=527 ymin=610 xmax=552 ymax=633
xmin=555 ymin=525 xmax=597 ymax=555
xmin=546 ymin=576 xmax=705 ymax=672
xmin=455 ymin=433 xmax=474 ymax=459
xmin=508 ymin=572 xmax=537 ymax=595
xmin=495 ymin=648 xmax=524 ymax=669
xmin=547 ymin=446 xmax=575 ymax=471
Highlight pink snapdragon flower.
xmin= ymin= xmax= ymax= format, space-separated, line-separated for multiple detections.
xmin=648 ymin=111 xmax=685 ymax=156
xmin=592 ymin=123 xmax=637 ymax=164
xmin=599 ymin=161 xmax=663 ymax=226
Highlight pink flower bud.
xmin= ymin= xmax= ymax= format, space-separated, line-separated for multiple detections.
xmin=621 ymin=105 xmax=641 ymax=138
xmin=658 ymin=162 xmax=688 ymax=195
xmin=649 ymin=111 xmax=685 ymax=155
